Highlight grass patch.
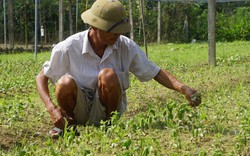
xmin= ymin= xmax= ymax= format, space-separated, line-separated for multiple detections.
xmin=0 ymin=41 xmax=249 ymax=155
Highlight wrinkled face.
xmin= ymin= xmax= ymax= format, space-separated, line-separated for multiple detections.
xmin=96 ymin=28 xmax=120 ymax=45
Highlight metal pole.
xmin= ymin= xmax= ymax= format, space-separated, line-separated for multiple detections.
xmin=3 ymin=0 xmax=7 ymax=48
xmin=35 ymin=0 xmax=38 ymax=60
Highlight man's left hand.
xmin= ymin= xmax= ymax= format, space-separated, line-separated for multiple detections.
xmin=182 ymin=86 xmax=201 ymax=107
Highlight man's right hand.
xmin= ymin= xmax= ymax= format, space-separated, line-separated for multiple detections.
xmin=48 ymin=106 xmax=65 ymax=129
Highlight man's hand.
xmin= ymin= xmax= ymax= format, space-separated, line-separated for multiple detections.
xmin=181 ymin=86 xmax=201 ymax=107
xmin=153 ymin=69 xmax=202 ymax=107
xmin=189 ymin=92 xmax=201 ymax=107
xmin=48 ymin=106 xmax=65 ymax=129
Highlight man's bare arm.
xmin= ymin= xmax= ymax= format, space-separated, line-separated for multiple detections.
xmin=36 ymin=69 xmax=65 ymax=129
xmin=154 ymin=69 xmax=201 ymax=106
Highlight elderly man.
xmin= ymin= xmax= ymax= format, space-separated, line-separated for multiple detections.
xmin=36 ymin=0 xmax=201 ymax=138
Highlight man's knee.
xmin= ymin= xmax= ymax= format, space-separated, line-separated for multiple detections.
xmin=56 ymin=75 xmax=77 ymax=98
xmin=98 ymin=68 xmax=120 ymax=88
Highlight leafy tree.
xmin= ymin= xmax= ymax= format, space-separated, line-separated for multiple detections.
xmin=0 ymin=0 xmax=250 ymax=49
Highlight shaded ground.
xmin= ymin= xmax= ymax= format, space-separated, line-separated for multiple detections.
xmin=0 ymin=130 xmax=16 ymax=151
xmin=0 ymin=120 xmax=51 ymax=152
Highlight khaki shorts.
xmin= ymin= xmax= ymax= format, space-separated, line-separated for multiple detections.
xmin=73 ymin=85 xmax=106 ymax=126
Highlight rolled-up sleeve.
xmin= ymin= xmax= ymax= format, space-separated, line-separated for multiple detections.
xmin=43 ymin=44 xmax=69 ymax=84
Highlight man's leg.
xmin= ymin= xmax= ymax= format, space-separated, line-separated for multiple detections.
xmin=98 ymin=68 xmax=121 ymax=120
xmin=55 ymin=75 xmax=77 ymax=126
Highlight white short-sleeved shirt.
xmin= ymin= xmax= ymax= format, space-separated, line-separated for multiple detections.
xmin=43 ymin=30 xmax=160 ymax=113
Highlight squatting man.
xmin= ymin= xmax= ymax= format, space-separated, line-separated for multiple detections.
xmin=36 ymin=0 xmax=201 ymax=138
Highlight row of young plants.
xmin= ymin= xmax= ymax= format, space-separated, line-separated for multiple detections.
xmin=2 ymin=97 xmax=248 ymax=155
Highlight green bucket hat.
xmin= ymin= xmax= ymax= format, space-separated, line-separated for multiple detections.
xmin=81 ymin=0 xmax=131 ymax=34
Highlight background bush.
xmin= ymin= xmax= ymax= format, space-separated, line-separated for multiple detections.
xmin=0 ymin=0 xmax=249 ymax=45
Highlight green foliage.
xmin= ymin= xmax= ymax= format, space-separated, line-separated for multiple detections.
xmin=0 ymin=42 xmax=249 ymax=155
xmin=216 ymin=7 xmax=250 ymax=41
xmin=0 ymin=1 xmax=250 ymax=45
